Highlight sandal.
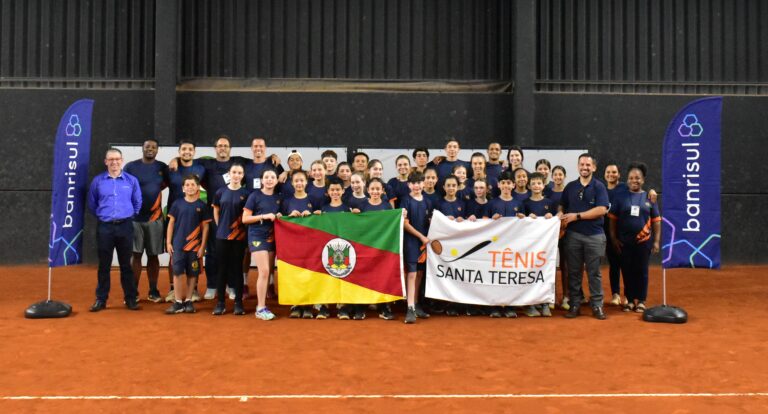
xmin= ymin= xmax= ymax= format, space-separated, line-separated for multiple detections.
xmin=635 ymin=302 xmax=647 ymax=313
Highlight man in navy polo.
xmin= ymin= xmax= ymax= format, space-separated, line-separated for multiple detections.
xmin=87 ymin=148 xmax=142 ymax=312
xmin=559 ymin=153 xmax=610 ymax=320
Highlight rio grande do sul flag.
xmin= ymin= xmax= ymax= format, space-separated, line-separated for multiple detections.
xmin=426 ymin=211 xmax=559 ymax=306
xmin=275 ymin=209 xmax=405 ymax=305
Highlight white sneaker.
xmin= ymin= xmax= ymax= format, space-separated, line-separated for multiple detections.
xmin=190 ymin=290 xmax=201 ymax=303
xmin=610 ymin=293 xmax=621 ymax=306
xmin=203 ymin=288 xmax=217 ymax=300
xmin=255 ymin=307 xmax=276 ymax=321
xmin=227 ymin=287 xmax=235 ymax=300
xmin=165 ymin=290 xmax=175 ymax=303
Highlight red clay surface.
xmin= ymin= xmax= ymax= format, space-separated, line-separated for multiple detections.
xmin=1 ymin=264 xmax=767 ymax=413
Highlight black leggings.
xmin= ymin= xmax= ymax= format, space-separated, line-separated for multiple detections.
xmin=215 ymin=239 xmax=246 ymax=304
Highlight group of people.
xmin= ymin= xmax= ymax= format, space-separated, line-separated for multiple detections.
xmin=86 ymin=136 xmax=661 ymax=323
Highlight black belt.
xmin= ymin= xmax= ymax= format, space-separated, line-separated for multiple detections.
xmin=102 ymin=218 xmax=131 ymax=225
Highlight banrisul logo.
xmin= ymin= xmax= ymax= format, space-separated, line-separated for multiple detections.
xmin=322 ymin=238 xmax=356 ymax=278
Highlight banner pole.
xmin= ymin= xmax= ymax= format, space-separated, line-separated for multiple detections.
xmin=662 ymin=267 xmax=667 ymax=306
xmin=47 ymin=267 xmax=52 ymax=302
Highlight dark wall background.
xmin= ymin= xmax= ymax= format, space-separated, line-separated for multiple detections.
xmin=1 ymin=0 xmax=766 ymax=264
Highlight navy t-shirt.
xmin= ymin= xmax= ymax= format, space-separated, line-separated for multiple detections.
xmin=431 ymin=159 xmax=471 ymax=183
xmin=523 ymin=197 xmax=557 ymax=217
xmin=401 ymin=195 xmax=431 ymax=263
xmin=322 ymin=203 xmax=349 ymax=213
xmin=168 ymin=198 xmax=211 ymax=252
xmin=386 ymin=178 xmax=410 ymax=207
xmin=123 ymin=159 xmax=169 ymax=222
xmin=465 ymin=198 xmax=491 ymax=219
xmin=423 ymin=191 xmax=441 ymax=213
xmin=486 ymin=163 xmax=503 ymax=181
xmin=361 ymin=200 xmax=391 ymax=212
xmin=244 ymin=190 xmax=282 ymax=239
xmin=168 ymin=164 xmax=207 ymax=210
xmin=489 ymin=197 xmax=524 ymax=217
xmin=512 ymin=190 xmax=531 ymax=201
xmin=281 ymin=195 xmax=315 ymax=215
xmin=346 ymin=193 xmax=368 ymax=211
xmin=560 ymin=177 xmax=610 ymax=236
xmin=244 ymin=160 xmax=282 ymax=192
xmin=197 ymin=156 xmax=249 ymax=202
xmin=212 ymin=186 xmax=249 ymax=240
xmin=437 ymin=198 xmax=466 ymax=219
xmin=608 ymin=190 xmax=661 ymax=245
xmin=307 ymin=182 xmax=329 ymax=210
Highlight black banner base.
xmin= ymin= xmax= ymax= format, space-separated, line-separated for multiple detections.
xmin=25 ymin=300 xmax=72 ymax=319
xmin=643 ymin=305 xmax=687 ymax=324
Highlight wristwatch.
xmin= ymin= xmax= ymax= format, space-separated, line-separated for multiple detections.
xmin=576 ymin=213 xmax=581 ymax=221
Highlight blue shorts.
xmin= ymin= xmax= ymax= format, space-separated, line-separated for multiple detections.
xmin=248 ymin=230 xmax=275 ymax=252
xmin=172 ymin=251 xmax=201 ymax=277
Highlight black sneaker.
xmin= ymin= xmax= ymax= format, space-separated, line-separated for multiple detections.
xmin=489 ymin=307 xmax=502 ymax=318
xmin=233 ymin=303 xmax=245 ymax=315
xmin=212 ymin=302 xmax=226 ymax=315
xmin=316 ymin=305 xmax=330 ymax=319
xmin=337 ymin=306 xmax=351 ymax=320
xmin=466 ymin=305 xmax=483 ymax=316
xmin=404 ymin=307 xmax=416 ymax=324
xmin=289 ymin=306 xmax=302 ymax=318
xmin=301 ymin=306 xmax=314 ymax=319
xmin=125 ymin=298 xmax=140 ymax=311
xmin=165 ymin=301 xmax=184 ymax=314
xmin=414 ymin=304 xmax=430 ymax=319
xmin=183 ymin=301 xmax=196 ymax=313
xmin=90 ymin=300 xmax=107 ymax=312
xmin=503 ymin=307 xmax=517 ymax=318
xmin=592 ymin=305 xmax=607 ymax=320
xmin=445 ymin=304 xmax=460 ymax=317
xmin=565 ymin=305 xmax=581 ymax=318
xmin=378 ymin=304 xmax=394 ymax=320
xmin=352 ymin=305 xmax=366 ymax=320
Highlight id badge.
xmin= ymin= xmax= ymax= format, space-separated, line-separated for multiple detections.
xmin=253 ymin=178 xmax=262 ymax=189
xmin=222 ymin=173 xmax=231 ymax=185
xmin=630 ymin=205 xmax=640 ymax=217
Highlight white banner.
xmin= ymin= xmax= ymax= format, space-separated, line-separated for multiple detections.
xmin=426 ymin=211 xmax=560 ymax=306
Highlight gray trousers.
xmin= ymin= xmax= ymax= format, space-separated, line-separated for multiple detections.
xmin=564 ymin=231 xmax=606 ymax=308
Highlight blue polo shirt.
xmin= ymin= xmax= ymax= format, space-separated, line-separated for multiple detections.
xmin=560 ymin=177 xmax=610 ymax=236
xmin=386 ymin=177 xmax=410 ymax=207
xmin=87 ymin=171 xmax=142 ymax=222
xmin=437 ymin=198 xmax=466 ymax=219
xmin=465 ymin=198 xmax=491 ymax=219
xmin=123 ymin=160 xmax=168 ymax=222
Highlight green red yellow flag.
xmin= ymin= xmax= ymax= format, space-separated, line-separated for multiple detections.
xmin=275 ymin=210 xmax=405 ymax=305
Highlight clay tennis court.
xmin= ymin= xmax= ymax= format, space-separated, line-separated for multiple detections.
xmin=1 ymin=264 xmax=766 ymax=413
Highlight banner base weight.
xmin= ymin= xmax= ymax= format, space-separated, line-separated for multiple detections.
xmin=642 ymin=305 xmax=687 ymax=324
xmin=25 ymin=300 xmax=72 ymax=319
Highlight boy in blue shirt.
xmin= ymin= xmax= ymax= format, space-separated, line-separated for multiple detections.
xmin=522 ymin=172 xmax=560 ymax=317
xmin=165 ymin=175 xmax=211 ymax=314
xmin=400 ymin=171 xmax=432 ymax=324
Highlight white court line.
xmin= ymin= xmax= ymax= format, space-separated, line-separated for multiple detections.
xmin=2 ymin=392 xmax=768 ymax=401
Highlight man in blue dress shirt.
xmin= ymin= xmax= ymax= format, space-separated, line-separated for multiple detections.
xmin=87 ymin=148 xmax=142 ymax=312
